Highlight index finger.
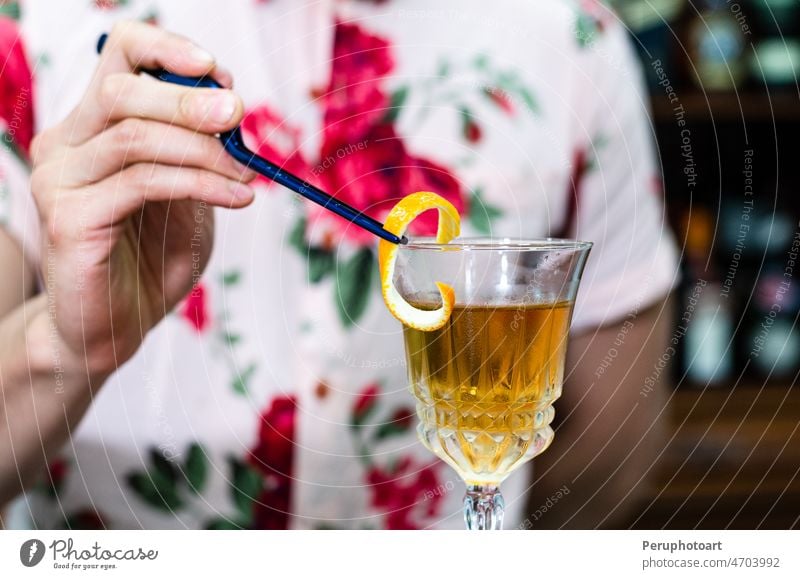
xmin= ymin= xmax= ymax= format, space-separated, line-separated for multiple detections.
xmin=96 ymin=20 xmax=217 ymax=80
xmin=65 ymin=21 xmax=227 ymax=144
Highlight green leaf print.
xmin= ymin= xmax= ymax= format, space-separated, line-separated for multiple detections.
xmin=220 ymin=270 xmax=241 ymax=286
xmin=473 ymin=54 xmax=489 ymax=70
xmin=62 ymin=509 xmax=105 ymax=530
xmin=335 ymin=248 xmax=375 ymax=327
xmin=288 ymin=216 xmax=308 ymax=254
xmin=0 ymin=131 xmax=28 ymax=167
xmin=585 ymin=133 xmax=609 ymax=172
xmin=575 ymin=13 xmax=599 ymax=47
xmin=436 ymin=59 xmax=451 ymax=78
xmin=205 ymin=517 xmax=247 ymax=530
xmin=468 ymin=187 xmax=503 ymax=235
xmin=183 ymin=443 xmax=208 ymax=494
xmin=0 ymin=2 xmax=20 ymax=19
xmin=307 ymin=248 xmax=336 ymax=283
xmin=149 ymin=448 xmax=179 ymax=485
xmin=231 ymin=362 xmax=257 ymax=395
xmin=126 ymin=470 xmax=183 ymax=512
xmin=460 ymin=105 xmax=482 ymax=143
xmin=125 ymin=442 xmax=216 ymax=513
xmin=494 ymin=73 xmax=538 ymax=115
xmin=383 ymin=85 xmax=409 ymax=123
xmin=373 ymin=415 xmax=414 ymax=441
xmin=229 ymin=456 xmax=263 ymax=521
xmin=516 ymin=85 xmax=539 ymax=114
xmin=289 ymin=217 xmax=336 ymax=283
xmin=141 ymin=8 xmax=158 ymax=25
xmin=221 ymin=332 xmax=242 ymax=346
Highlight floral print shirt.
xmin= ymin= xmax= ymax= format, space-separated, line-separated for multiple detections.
xmin=0 ymin=0 xmax=678 ymax=529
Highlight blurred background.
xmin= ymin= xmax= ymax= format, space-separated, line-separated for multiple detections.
xmin=610 ymin=0 xmax=799 ymax=529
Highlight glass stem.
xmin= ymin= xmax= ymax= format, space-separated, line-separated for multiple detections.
xmin=464 ymin=484 xmax=504 ymax=530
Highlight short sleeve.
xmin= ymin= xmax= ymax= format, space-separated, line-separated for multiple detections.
xmin=564 ymin=13 xmax=680 ymax=332
xmin=0 ymin=15 xmax=40 ymax=266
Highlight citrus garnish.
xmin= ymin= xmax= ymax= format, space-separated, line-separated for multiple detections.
xmin=378 ymin=192 xmax=460 ymax=331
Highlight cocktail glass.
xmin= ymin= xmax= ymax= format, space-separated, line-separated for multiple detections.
xmin=395 ymin=238 xmax=592 ymax=530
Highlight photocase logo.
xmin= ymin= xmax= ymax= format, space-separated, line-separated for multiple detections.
xmin=19 ymin=539 xmax=46 ymax=567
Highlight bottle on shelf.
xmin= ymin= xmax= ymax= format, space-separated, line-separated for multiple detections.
xmin=741 ymin=203 xmax=800 ymax=382
xmin=685 ymin=0 xmax=749 ymax=91
xmin=679 ymin=206 xmax=735 ymax=387
xmin=750 ymin=0 xmax=800 ymax=88
xmin=609 ymin=0 xmax=686 ymax=90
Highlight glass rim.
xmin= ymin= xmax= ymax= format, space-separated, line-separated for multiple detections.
xmin=400 ymin=237 xmax=594 ymax=252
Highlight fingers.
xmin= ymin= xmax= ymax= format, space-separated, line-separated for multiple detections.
xmin=96 ymin=20 xmax=216 ymax=81
xmin=213 ymin=65 xmax=234 ymax=89
xmin=58 ymin=118 xmax=256 ymax=186
xmin=85 ymin=164 xmax=255 ymax=228
xmin=33 ymin=162 xmax=255 ymax=244
xmin=62 ymin=20 xmax=236 ymax=144
xmin=63 ymin=72 xmax=243 ymax=146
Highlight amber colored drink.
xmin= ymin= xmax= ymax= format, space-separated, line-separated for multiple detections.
xmin=403 ymin=302 xmax=572 ymax=485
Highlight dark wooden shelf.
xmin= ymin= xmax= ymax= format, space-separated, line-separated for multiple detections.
xmin=626 ymin=383 xmax=800 ymax=529
xmin=651 ymin=90 xmax=800 ymax=123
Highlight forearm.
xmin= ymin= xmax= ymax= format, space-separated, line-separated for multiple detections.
xmin=0 ymin=293 xmax=108 ymax=505
xmin=526 ymin=295 xmax=675 ymax=529
xmin=0 ymin=20 xmax=249 ymax=509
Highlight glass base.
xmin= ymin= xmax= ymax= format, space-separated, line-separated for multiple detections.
xmin=464 ymin=485 xmax=504 ymax=530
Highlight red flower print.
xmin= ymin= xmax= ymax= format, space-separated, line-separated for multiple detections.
xmin=401 ymin=155 xmax=467 ymax=236
xmin=651 ymin=173 xmax=664 ymax=197
xmin=181 ymin=283 xmax=210 ymax=332
xmin=374 ymin=405 xmax=416 ymax=440
xmin=323 ymin=82 xmax=389 ymax=149
xmin=250 ymin=20 xmax=467 ymax=248
xmin=321 ymin=21 xmax=395 ymax=146
xmin=142 ymin=11 xmax=159 ymax=26
xmin=463 ymin=118 xmax=482 ymax=143
xmin=251 ymin=396 xmax=296 ymax=476
xmin=366 ymin=456 xmax=445 ymax=529
xmin=554 ymin=148 xmax=588 ymax=238
xmin=249 ymin=395 xmax=297 ymax=529
xmin=0 ymin=17 xmax=34 ymax=154
xmin=308 ymin=21 xmax=466 ymax=245
xmin=312 ymin=124 xmax=466 ymax=245
xmin=43 ymin=457 xmax=69 ymax=497
xmin=332 ymin=19 xmax=396 ymax=79
xmin=314 ymin=381 xmax=330 ymax=400
xmin=483 ymin=87 xmax=515 ymax=115
xmin=66 ymin=508 xmax=106 ymax=530
xmin=312 ymin=123 xmax=405 ymax=244
xmin=352 ymin=383 xmax=380 ymax=426
xmin=240 ymin=104 xmax=314 ymax=185
xmin=94 ymin=0 xmax=126 ymax=10
xmin=389 ymin=407 xmax=414 ymax=431
xmin=47 ymin=458 xmax=67 ymax=485
xmin=579 ymin=0 xmax=611 ymax=32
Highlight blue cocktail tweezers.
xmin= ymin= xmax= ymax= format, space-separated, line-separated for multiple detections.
xmin=96 ymin=33 xmax=407 ymax=245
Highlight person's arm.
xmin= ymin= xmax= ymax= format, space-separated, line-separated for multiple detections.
xmin=523 ymin=8 xmax=680 ymax=527
xmin=0 ymin=229 xmax=90 ymax=502
xmin=0 ymin=20 xmax=255 ymax=506
xmin=0 ymin=227 xmax=33 ymax=312
xmin=527 ymin=295 xmax=674 ymax=528
xmin=0 ymin=291 xmax=99 ymax=502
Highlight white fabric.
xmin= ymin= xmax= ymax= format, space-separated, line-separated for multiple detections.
xmin=1 ymin=0 xmax=678 ymax=529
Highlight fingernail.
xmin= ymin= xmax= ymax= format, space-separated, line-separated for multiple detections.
xmin=196 ymin=92 xmax=238 ymax=124
xmin=188 ymin=45 xmax=215 ymax=65
xmin=229 ymin=181 xmax=254 ymax=201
